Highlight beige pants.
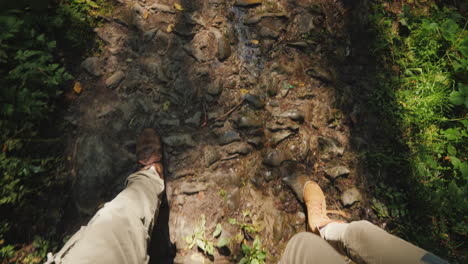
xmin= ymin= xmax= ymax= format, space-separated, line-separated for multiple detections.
xmin=280 ymin=221 xmax=448 ymax=264
xmin=46 ymin=166 xmax=164 ymax=264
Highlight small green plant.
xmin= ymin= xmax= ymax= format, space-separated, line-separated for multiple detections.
xmin=185 ymin=215 xmax=229 ymax=256
xmin=228 ymin=210 xmax=262 ymax=236
xmin=239 ymin=236 xmax=267 ymax=264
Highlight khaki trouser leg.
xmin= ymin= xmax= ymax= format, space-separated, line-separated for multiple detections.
xmin=280 ymin=232 xmax=347 ymax=264
xmin=321 ymin=221 xmax=448 ymax=264
xmin=46 ymin=166 xmax=165 ymax=264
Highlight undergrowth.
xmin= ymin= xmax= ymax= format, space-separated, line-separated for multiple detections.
xmin=368 ymin=0 xmax=467 ymax=261
xmin=0 ymin=0 xmax=113 ymax=263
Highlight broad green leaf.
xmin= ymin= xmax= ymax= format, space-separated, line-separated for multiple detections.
xmin=213 ymin=223 xmax=222 ymax=238
xmin=196 ymin=239 xmax=205 ymax=251
xmin=228 ymin=218 xmax=237 ymax=225
xmin=251 ymin=259 xmax=259 ymax=264
xmin=205 ymin=242 xmax=214 ymax=256
xmin=217 ymin=237 xmax=230 ymax=248
xmin=253 ymin=236 xmax=260 ymax=250
xmin=449 ymin=91 xmax=464 ymax=105
xmin=440 ymin=19 xmax=459 ymax=42
xmin=447 ymin=145 xmax=457 ymax=156
xmin=238 ymin=258 xmax=248 ymax=264
xmin=459 ymin=37 xmax=468 ymax=58
xmin=241 ymin=243 xmax=251 ymax=254
xmin=257 ymin=251 xmax=266 ymax=260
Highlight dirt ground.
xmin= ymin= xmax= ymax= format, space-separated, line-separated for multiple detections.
xmin=64 ymin=0 xmax=384 ymax=263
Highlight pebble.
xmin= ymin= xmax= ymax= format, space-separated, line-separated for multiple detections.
xmin=235 ymin=0 xmax=262 ymax=7
xmin=185 ymin=111 xmax=201 ymax=126
xmin=318 ymin=136 xmax=344 ymax=159
xmin=244 ymin=94 xmax=265 ymax=109
xmin=162 ymin=134 xmax=195 ymax=147
xmin=267 ymin=121 xmax=299 ymax=132
xmin=226 ymin=142 xmax=253 ymax=155
xmin=148 ymin=3 xmax=176 ymax=14
xmin=271 ymin=130 xmax=294 ymax=146
xmin=263 ymin=150 xmax=290 ymax=167
xmin=81 ymin=57 xmax=101 ymax=76
xmin=279 ymin=110 xmax=305 ymax=123
xmin=237 ymin=115 xmax=262 ymax=129
xmin=341 ymin=187 xmax=362 ymax=207
xmin=247 ymin=137 xmax=264 ymax=148
xmin=179 ymin=182 xmax=209 ymax=195
xmin=207 ymin=79 xmax=222 ymax=95
xmin=160 ymin=118 xmax=180 ymax=126
xmin=243 ymin=12 xmax=288 ymax=25
xmin=105 ymin=71 xmax=125 ymax=88
xmin=218 ymin=130 xmax=241 ymax=145
xmin=269 ymin=100 xmax=280 ymax=107
xmin=324 ymin=166 xmax=350 ymax=180
xmin=259 ymin=26 xmax=279 ymax=39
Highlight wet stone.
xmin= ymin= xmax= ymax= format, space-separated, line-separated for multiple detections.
xmin=244 ymin=94 xmax=265 ymax=109
xmin=263 ymin=150 xmax=290 ymax=167
xmin=179 ymin=182 xmax=209 ymax=195
xmin=324 ymin=166 xmax=350 ymax=180
xmin=271 ymin=130 xmax=294 ymax=146
xmin=341 ymin=187 xmax=362 ymax=207
xmin=296 ymin=12 xmax=316 ymax=34
xmin=226 ymin=142 xmax=253 ymax=155
xmin=105 ymin=71 xmax=125 ymax=89
xmin=149 ymin=3 xmax=176 ymax=14
xmin=318 ymin=136 xmax=344 ymax=159
xmin=218 ymin=130 xmax=241 ymax=145
xmin=279 ymin=110 xmax=305 ymax=123
xmin=247 ymin=137 xmax=263 ymax=148
xmin=185 ymin=111 xmax=201 ymax=126
xmin=269 ymin=100 xmax=280 ymax=107
xmin=236 ymin=115 xmax=262 ymax=129
xmin=81 ymin=57 xmax=101 ymax=76
xmin=160 ymin=118 xmax=180 ymax=126
xmin=162 ymin=134 xmax=195 ymax=147
xmin=207 ymin=79 xmax=222 ymax=95
xmin=235 ymin=0 xmax=262 ymax=7
xmin=259 ymin=26 xmax=279 ymax=39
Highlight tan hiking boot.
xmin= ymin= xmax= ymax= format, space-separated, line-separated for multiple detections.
xmin=304 ymin=181 xmax=345 ymax=233
xmin=136 ymin=128 xmax=164 ymax=178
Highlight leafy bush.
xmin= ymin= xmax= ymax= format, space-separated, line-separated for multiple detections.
xmin=368 ymin=1 xmax=467 ymax=260
xmin=0 ymin=0 xmax=112 ymax=263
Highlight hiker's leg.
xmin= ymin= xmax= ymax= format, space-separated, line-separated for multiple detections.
xmin=280 ymin=232 xmax=346 ymax=264
xmin=48 ymin=166 xmax=164 ymax=264
xmin=320 ymin=220 xmax=448 ymax=264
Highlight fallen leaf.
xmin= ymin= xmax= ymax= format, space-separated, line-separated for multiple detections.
xmin=167 ymin=24 xmax=174 ymax=33
xmin=240 ymin=89 xmax=249 ymax=95
xmin=251 ymin=39 xmax=259 ymax=45
xmin=143 ymin=11 xmax=149 ymax=20
xmin=174 ymin=3 xmax=184 ymax=11
xmin=73 ymin=81 xmax=82 ymax=94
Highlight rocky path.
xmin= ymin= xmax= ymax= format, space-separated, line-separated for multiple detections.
xmin=66 ymin=0 xmax=377 ymax=263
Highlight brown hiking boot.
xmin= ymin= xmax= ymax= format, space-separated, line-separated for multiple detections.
xmin=304 ymin=181 xmax=345 ymax=233
xmin=136 ymin=128 xmax=163 ymax=178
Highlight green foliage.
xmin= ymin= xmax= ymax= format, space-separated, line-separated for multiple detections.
xmin=0 ymin=0 xmax=112 ymax=263
xmin=238 ymin=236 xmax=267 ymax=264
xmin=185 ymin=215 xmax=229 ymax=256
xmin=368 ymin=1 xmax=467 ymax=260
